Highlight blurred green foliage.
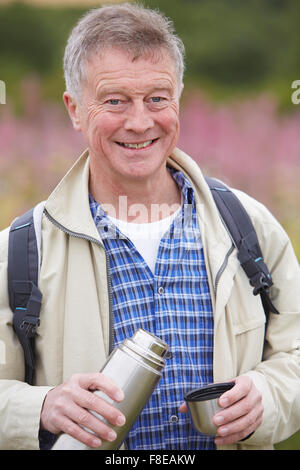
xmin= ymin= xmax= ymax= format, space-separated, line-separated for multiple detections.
xmin=0 ymin=0 xmax=299 ymax=450
xmin=0 ymin=0 xmax=300 ymax=109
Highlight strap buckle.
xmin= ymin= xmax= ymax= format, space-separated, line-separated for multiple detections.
xmin=251 ymin=273 xmax=271 ymax=296
xmin=19 ymin=315 xmax=40 ymax=337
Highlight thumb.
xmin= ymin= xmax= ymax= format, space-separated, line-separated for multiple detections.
xmin=179 ymin=402 xmax=188 ymax=413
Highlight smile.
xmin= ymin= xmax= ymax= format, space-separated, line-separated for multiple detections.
xmin=117 ymin=139 xmax=157 ymax=149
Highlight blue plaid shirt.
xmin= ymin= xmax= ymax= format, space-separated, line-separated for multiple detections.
xmin=90 ymin=168 xmax=215 ymax=450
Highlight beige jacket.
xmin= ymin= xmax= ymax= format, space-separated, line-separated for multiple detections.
xmin=0 ymin=148 xmax=300 ymax=450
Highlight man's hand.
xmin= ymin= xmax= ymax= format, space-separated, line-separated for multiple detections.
xmin=179 ymin=376 xmax=263 ymax=445
xmin=40 ymin=372 xmax=126 ymax=448
xmin=212 ymin=376 xmax=263 ymax=445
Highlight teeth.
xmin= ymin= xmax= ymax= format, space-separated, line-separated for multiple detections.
xmin=121 ymin=140 xmax=153 ymax=149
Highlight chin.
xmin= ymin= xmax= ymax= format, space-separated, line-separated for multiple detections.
xmin=121 ymin=161 xmax=166 ymax=181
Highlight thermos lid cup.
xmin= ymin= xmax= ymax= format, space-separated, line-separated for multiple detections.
xmin=184 ymin=381 xmax=235 ymax=402
xmin=184 ymin=381 xmax=235 ymax=435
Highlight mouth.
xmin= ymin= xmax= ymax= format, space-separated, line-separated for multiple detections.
xmin=116 ymin=138 xmax=158 ymax=150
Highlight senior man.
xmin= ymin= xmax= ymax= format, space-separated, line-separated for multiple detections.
xmin=0 ymin=3 xmax=300 ymax=451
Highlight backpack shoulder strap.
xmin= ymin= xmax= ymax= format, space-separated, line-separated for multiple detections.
xmin=8 ymin=201 xmax=45 ymax=385
xmin=205 ymin=177 xmax=279 ymax=317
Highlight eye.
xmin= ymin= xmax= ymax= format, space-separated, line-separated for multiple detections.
xmin=149 ymin=96 xmax=168 ymax=109
xmin=107 ymin=99 xmax=121 ymax=105
xmin=151 ymin=97 xmax=163 ymax=103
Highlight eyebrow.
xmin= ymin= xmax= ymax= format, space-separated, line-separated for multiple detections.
xmin=96 ymin=82 xmax=174 ymax=99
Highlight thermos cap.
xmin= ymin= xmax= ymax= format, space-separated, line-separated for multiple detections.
xmin=184 ymin=382 xmax=235 ymax=435
xmin=131 ymin=328 xmax=169 ymax=358
xmin=184 ymin=381 xmax=235 ymax=402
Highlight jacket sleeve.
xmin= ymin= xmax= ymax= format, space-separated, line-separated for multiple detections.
xmin=237 ymin=195 xmax=300 ymax=446
xmin=0 ymin=227 xmax=52 ymax=450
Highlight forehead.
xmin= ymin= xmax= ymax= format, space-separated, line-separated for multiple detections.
xmin=83 ymin=47 xmax=178 ymax=95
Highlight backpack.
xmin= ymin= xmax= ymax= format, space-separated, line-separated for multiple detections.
xmin=7 ymin=179 xmax=279 ymax=385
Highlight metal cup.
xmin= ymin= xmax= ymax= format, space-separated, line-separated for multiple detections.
xmin=52 ymin=329 xmax=168 ymax=450
xmin=184 ymin=381 xmax=235 ymax=435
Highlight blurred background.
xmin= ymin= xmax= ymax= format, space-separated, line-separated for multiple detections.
xmin=0 ymin=0 xmax=299 ymax=449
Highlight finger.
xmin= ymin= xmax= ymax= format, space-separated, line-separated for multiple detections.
xmin=216 ymin=401 xmax=263 ymax=436
xmin=214 ymin=413 xmax=263 ymax=446
xmin=214 ymin=394 xmax=258 ymax=427
xmin=77 ymin=372 xmax=124 ymax=402
xmin=59 ymin=416 xmax=103 ymax=448
xmin=74 ymin=388 xmax=126 ymax=427
xmin=218 ymin=377 xmax=251 ymax=408
xmin=59 ymin=400 xmax=119 ymax=445
xmin=179 ymin=402 xmax=188 ymax=413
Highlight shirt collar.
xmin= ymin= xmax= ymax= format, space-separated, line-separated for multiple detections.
xmin=89 ymin=167 xmax=195 ymax=226
xmin=167 ymin=166 xmax=195 ymax=206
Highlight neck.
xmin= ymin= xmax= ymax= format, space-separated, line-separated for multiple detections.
xmin=89 ymin=164 xmax=181 ymax=223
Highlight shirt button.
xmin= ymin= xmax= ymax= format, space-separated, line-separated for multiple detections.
xmin=158 ymin=286 xmax=164 ymax=295
xmin=169 ymin=415 xmax=179 ymax=423
xmin=165 ymin=351 xmax=173 ymax=360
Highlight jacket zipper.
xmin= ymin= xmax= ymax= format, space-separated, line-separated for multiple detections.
xmin=214 ymin=244 xmax=235 ymax=295
xmin=43 ymin=208 xmax=115 ymax=354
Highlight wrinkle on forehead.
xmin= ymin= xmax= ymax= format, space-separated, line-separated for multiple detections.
xmin=83 ymin=47 xmax=178 ymax=100
xmin=95 ymin=73 xmax=175 ymax=99
xmin=83 ymin=46 xmax=177 ymax=90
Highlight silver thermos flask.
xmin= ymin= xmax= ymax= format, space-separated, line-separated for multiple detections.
xmin=52 ymin=328 xmax=168 ymax=450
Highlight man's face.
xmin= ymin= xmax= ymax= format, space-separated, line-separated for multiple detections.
xmin=65 ymin=48 xmax=181 ymax=184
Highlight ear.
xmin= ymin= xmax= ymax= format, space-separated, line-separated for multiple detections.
xmin=179 ymin=82 xmax=184 ymax=99
xmin=63 ymin=91 xmax=82 ymax=131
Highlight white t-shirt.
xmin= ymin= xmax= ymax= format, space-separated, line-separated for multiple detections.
xmin=108 ymin=206 xmax=182 ymax=274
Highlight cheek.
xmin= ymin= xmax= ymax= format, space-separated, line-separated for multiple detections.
xmin=85 ymin=113 xmax=120 ymax=149
xmin=161 ymin=103 xmax=180 ymax=129
xmin=160 ymin=108 xmax=180 ymax=141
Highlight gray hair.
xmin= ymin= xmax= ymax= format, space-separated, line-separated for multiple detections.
xmin=63 ymin=2 xmax=185 ymax=101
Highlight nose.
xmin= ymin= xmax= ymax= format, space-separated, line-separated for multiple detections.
xmin=124 ymin=100 xmax=154 ymax=134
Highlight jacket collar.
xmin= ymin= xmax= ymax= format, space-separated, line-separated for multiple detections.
xmin=45 ymin=149 xmax=102 ymax=243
